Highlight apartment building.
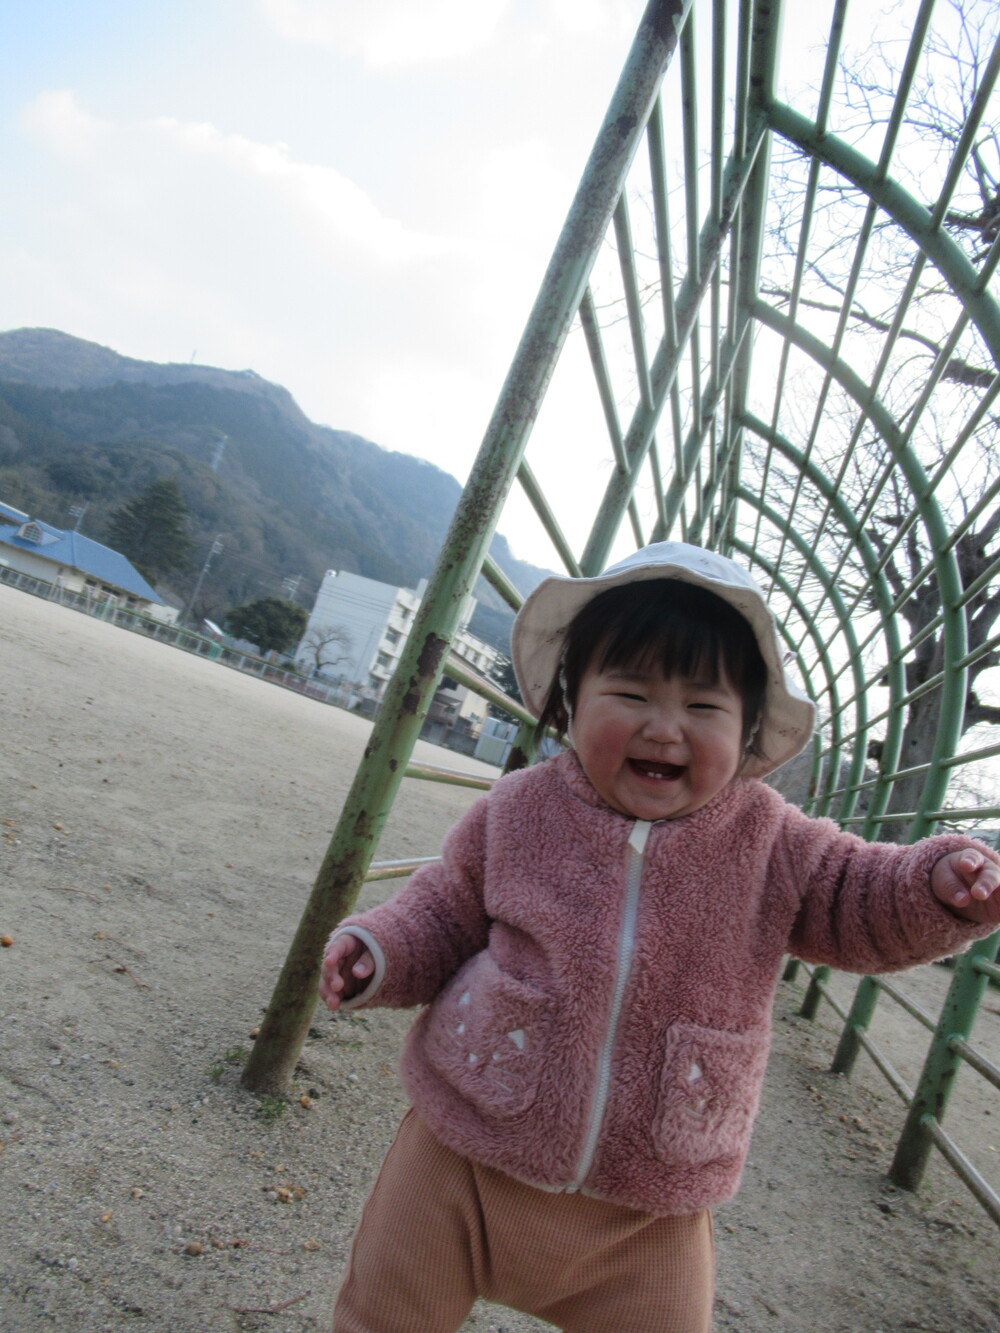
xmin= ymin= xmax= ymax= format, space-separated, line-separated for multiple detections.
xmin=296 ymin=569 xmax=500 ymax=733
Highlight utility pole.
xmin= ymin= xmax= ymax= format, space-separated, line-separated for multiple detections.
xmin=183 ymin=535 xmax=224 ymax=626
xmin=67 ymin=502 xmax=88 ymax=532
xmin=281 ymin=574 xmax=302 ymax=602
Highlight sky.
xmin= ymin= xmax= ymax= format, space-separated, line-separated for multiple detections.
xmin=0 ymin=0 xmax=834 ymax=569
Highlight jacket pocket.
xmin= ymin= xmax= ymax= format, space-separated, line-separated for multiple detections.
xmin=651 ymin=1023 xmax=769 ymax=1167
xmin=419 ymin=952 xmax=552 ymax=1117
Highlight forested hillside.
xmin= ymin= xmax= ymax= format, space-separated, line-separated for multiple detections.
xmin=0 ymin=329 xmax=549 ymax=647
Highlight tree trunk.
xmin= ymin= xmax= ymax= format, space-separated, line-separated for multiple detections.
xmin=877 ymin=688 xmax=947 ymax=844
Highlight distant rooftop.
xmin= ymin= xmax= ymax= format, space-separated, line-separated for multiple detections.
xmin=0 ymin=513 xmax=163 ymax=603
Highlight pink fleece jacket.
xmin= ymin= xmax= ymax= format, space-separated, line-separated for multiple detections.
xmin=337 ymin=749 xmax=990 ymax=1217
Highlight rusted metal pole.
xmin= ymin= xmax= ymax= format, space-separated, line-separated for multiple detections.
xmin=242 ymin=0 xmax=692 ymax=1096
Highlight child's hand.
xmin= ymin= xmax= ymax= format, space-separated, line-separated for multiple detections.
xmin=319 ymin=932 xmax=375 ymax=1012
xmin=931 ymin=847 xmax=1000 ymax=925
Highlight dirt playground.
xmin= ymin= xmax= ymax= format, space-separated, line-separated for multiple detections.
xmin=1 ymin=581 xmax=998 ymax=1331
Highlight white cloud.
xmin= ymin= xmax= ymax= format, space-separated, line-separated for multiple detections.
xmin=258 ymin=0 xmax=510 ymax=69
xmin=152 ymin=116 xmax=456 ymax=262
xmin=3 ymin=6 xmax=650 ymax=567
xmin=4 ymin=88 xmax=510 ymax=479
xmin=544 ymin=0 xmax=636 ymax=38
xmin=18 ymin=89 xmax=106 ymax=158
xmin=475 ymin=137 xmax=572 ymax=244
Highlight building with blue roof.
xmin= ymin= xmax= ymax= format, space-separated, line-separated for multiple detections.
xmin=0 ymin=507 xmax=176 ymax=620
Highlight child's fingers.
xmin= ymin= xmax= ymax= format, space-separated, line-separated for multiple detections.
xmin=319 ymin=933 xmax=374 ymax=1012
xmin=352 ymin=952 xmax=375 ymax=979
xmin=932 ymin=849 xmax=997 ymax=912
xmin=318 ymin=971 xmax=344 ymax=1010
xmin=323 ymin=933 xmax=357 ymax=966
xmin=956 ymin=849 xmax=1000 ymax=901
xmin=971 ymin=867 xmax=1000 ymax=902
xmin=319 ymin=935 xmax=360 ymax=1009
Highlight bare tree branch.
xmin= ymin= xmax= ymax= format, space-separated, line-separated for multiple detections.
xmin=759 ymin=285 xmax=997 ymax=387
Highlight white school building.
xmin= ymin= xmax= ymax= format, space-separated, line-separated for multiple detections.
xmin=295 ymin=569 xmax=501 ymax=735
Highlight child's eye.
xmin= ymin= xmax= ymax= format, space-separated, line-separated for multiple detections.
xmin=613 ymin=691 xmax=646 ymax=702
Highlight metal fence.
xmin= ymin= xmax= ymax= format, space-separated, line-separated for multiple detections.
xmin=0 ymin=563 xmax=360 ymax=706
xmin=0 ymin=564 xmax=520 ymax=763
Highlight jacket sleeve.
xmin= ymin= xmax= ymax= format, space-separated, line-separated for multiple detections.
xmin=335 ymin=794 xmax=493 ymax=1009
xmin=775 ymin=803 xmax=997 ymax=973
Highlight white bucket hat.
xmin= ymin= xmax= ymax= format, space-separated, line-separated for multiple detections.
xmin=511 ymin=541 xmax=816 ymax=778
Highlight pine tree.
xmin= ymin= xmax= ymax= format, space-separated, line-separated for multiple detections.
xmin=107 ymin=477 xmax=193 ymax=582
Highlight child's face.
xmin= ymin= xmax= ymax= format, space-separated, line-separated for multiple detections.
xmin=571 ymin=659 xmax=746 ymax=821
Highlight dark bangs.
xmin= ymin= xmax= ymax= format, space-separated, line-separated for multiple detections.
xmin=536 ymin=579 xmax=768 ymax=756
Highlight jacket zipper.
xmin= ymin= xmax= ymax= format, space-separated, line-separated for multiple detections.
xmin=566 ymin=818 xmax=650 ymax=1192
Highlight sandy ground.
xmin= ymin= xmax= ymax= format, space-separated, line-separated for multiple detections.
xmin=1 ymin=580 xmax=999 ymax=1333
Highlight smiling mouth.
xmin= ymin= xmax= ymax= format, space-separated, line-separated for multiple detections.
xmin=629 ymin=759 xmax=685 ymax=781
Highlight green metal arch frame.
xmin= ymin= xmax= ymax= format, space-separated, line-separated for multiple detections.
xmin=244 ymin=0 xmax=1000 ymax=1113
xmin=729 ymin=500 xmax=868 ymax=823
xmin=765 ymin=101 xmax=1000 ymax=364
xmin=737 ymin=410 xmax=910 ymax=838
xmin=581 ymin=122 xmax=770 ymax=574
xmin=241 ymin=0 xmax=698 ymax=1094
xmin=747 ymin=303 xmax=969 ymax=838
xmin=728 ymin=534 xmax=848 ymax=815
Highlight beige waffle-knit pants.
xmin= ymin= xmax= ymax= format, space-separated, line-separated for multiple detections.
xmin=333 ymin=1107 xmax=714 ymax=1333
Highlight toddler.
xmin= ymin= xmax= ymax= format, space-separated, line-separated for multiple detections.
xmin=320 ymin=541 xmax=999 ymax=1333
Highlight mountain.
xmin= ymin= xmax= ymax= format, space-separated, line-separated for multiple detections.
xmin=0 ymin=328 xmax=553 ymax=650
